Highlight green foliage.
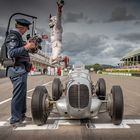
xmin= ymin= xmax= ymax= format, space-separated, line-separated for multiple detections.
xmin=93 ymin=63 xmax=103 ymax=72
xmin=85 ymin=65 xmax=93 ymax=70
xmin=85 ymin=63 xmax=103 ymax=72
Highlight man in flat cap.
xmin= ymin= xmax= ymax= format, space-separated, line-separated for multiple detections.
xmin=6 ymin=18 xmax=36 ymax=127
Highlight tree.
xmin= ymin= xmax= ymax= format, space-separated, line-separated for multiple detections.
xmin=85 ymin=63 xmax=103 ymax=72
xmin=93 ymin=63 xmax=103 ymax=72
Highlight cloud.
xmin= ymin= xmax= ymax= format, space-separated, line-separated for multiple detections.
xmin=63 ymin=32 xmax=108 ymax=55
xmin=109 ymin=7 xmax=136 ymax=22
xmin=0 ymin=36 xmax=4 ymax=50
xmin=62 ymin=32 xmax=139 ymax=64
xmin=115 ymin=33 xmax=140 ymax=43
xmin=0 ymin=0 xmax=139 ymax=65
xmin=120 ymin=0 xmax=140 ymax=3
xmin=62 ymin=32 xmax=123 ymax=64
xmin=101 ymin=43 xmax=135 ymax=58
xmin=64 ymin=12 xmax=84 ymax=23
xmin=0 ymin=26 xmax=6 ymax=48
xmin=64 ymin=12 xmax=94 ymax=24
xmin=0 ymin=26 xmax=6 ymax=37
xmin=134 ymin=21 xmax=140 ymax=25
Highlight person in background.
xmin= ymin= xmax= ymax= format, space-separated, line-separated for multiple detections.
xmin=57 ymin=67 xmax=61 ymax=76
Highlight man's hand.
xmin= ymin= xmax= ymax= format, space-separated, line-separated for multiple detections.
xmin=24 ymin=41 xmax=36 ymax=51
xmin=57 ymin=0 xmax=64 ymax=12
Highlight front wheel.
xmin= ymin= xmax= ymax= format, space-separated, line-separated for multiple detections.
xmin=31 ymin=86 xmax=52 ymax=125
xmin=96 ymin=78 xmax=106 ymax=100
xmin=52 ymin=78 xmax=63 ymax=101
xmin=108 ymin=86 xmax=124 ymax=125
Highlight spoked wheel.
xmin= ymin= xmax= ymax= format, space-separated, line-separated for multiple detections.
xmin=108 ymin=85 xmax=124 ymax=125
xmin=52 ymin=78 xmax=63 ymax=101
xmin=31 ymin=86 xmax=52 ymax=125
xmin=96 ymin=78 xmax=106 ymax=100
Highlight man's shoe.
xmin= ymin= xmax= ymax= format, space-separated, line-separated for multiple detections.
xmin=11 ymin=121 xmax=25 ymax=128
xmin=22 ymin=116 xmax=32 ymax=122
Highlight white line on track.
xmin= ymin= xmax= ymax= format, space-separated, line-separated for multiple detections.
xmin=15 ymin=120 xmax=59 ymax=130
xmin=59 ymin=120 xmax=81 ymax=125
xmin=1 ymin=119 xmax=140 ymax=130
xmin=0 ymin=98 xmax=12 ymax=105
xmin=88 ymin=123 xmax=130 ymax=129
xmin=123 ymin=119 xmax=140 ymax=124
xmin=27 ymin=96 xmax=32 ymax=99
xmin=48 ymin=116 xmax=99 ymax=120
xmin=86 ymin=119 xmax=140 ymax=129
xmin=0 ymin=87 xmax=39 ymax=105
xmin=0 ymin=121 xmax=7 ymax=126
xmin=0 ymin=77 xmax=66 ymax=106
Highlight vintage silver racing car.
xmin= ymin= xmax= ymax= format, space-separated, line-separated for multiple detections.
xmin=31 ymin=65 xmax=124 ymax=126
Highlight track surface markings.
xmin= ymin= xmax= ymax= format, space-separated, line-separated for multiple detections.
xmin=15 ymin=121 xmax=59 ymax=130
xmin=0 ymin=77 xmax=66 ymax=105
xmin=1 ymin=119 xmax=140 ymax=130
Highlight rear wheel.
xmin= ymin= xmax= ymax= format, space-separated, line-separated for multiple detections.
xmin=96 ymin=78 xmax=106 ymax=100
xmin=31 ymin=86 xmax=51 ymax=125
xmin=52 ymin=78 xmax=63 ymax=101
xmin=108 ymin=86 xmax=124 ymax=125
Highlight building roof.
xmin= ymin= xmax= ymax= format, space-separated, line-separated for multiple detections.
xmin=121 ymin=49 xmax=140 ymax=60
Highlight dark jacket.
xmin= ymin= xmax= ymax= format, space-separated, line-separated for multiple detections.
xmin=6 ymin=30 xmax=30 ymax=77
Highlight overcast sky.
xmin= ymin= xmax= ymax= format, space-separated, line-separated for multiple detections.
xmin=0 ymin=0 xmax=140 ymax=65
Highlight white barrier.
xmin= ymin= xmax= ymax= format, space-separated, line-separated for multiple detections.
xmin=102 ymin=72 xmax=132 ymax=76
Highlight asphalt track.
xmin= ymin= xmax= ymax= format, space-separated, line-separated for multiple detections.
xmin=0 ymin=73 xmax=140 ymax=140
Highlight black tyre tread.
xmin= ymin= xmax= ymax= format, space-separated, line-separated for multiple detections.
xmin=31 ymin=86 xmax=48 ymax=125
xmin=52 ymin=78 xmax=62 ymax=101
xmin=111 ymin=85 xmax=124 ymax=125
xmin=96 ymin=78 xmax=106 ymax=100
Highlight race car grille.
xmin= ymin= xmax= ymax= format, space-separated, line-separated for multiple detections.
xmin=69 ymin=84 xmax=89 ymax=108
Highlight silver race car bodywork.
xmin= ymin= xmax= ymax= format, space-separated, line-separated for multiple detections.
xmin=31 ymin=65 xmax=124 ymax=126
xmin=56 ymin=66 xmax=101 ymax=118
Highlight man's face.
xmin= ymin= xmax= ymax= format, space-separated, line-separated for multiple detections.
xmin=17 ymin=25 xmax=28 ymax=35
xmin=20 ymin=26 xmax=28 ymax=35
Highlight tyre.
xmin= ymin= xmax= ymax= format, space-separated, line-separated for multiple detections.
xmin=96 ymin=78 xmax=106 ymax=100
xmin=52 ymin=78 xmax=63 ymax=101
xmin=110 ymin=86 xmax=124 ymax=125
xmin=31 ymin=86 xmax=51 ymax=125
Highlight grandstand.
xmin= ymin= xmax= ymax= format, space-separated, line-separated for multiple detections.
xmin=120 ymin=49 xmax=140 ymax=70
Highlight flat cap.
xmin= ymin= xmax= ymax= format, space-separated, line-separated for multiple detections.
xmin=15 ymin=18 xmax=31 ymax=29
